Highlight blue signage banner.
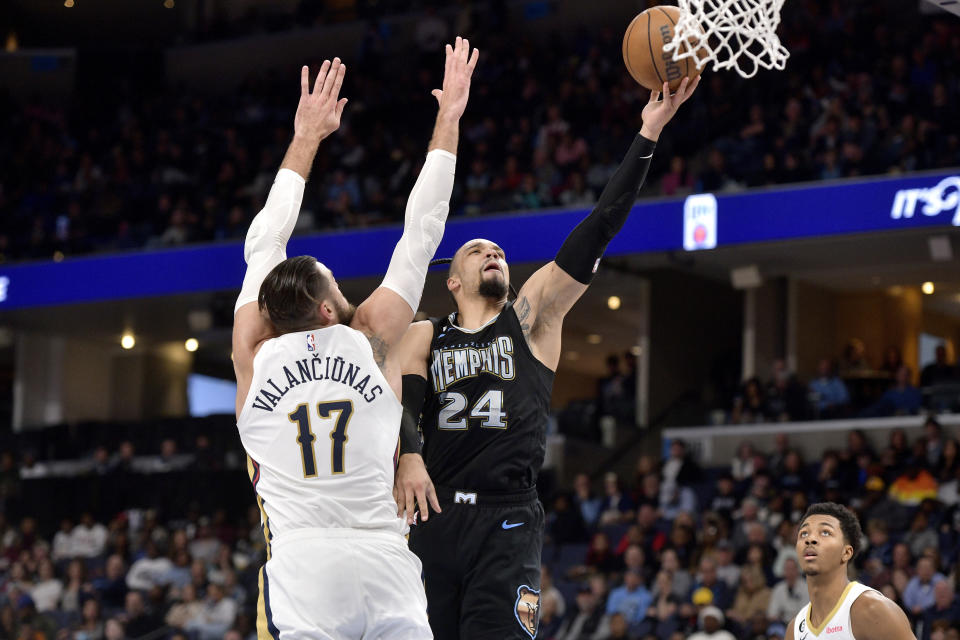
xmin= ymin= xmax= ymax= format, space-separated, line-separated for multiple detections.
xmin=0 ymin=170 xmax=957 ymax=310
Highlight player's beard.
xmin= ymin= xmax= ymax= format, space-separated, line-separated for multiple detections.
xmin=478 ymin=272 xmax=508 ymax=300
xmin=335 ymin=299 xmax=357 ymax=326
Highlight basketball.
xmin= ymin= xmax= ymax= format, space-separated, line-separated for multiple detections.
xmin=623 ymin=5 xmax=705 ymax=93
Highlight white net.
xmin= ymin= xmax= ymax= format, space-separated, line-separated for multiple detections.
xmin=665 ymin=0 xmax=790 ymax=79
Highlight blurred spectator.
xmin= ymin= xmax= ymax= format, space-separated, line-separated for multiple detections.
xmin=889 ymin=466 xmax=939 ymax=507
xmin=556 ymin=585 xmax=610 ymax=640
xmin=541 ymin=565 xmax=567 ymax=619
xmin=51 ymin=518 xmax=75 ymax=562
xmin=605 ymin=568 xmax=652 ymax=629
xmin=921 ymin=581 xmax=960 ymax=640
xmin=903 ymin=557 xmax=947 ymax=616
xmin=808 ymin=359 xmax=850 ymax=418
xmin=598 ymin=473 xmax=635 ymax=527
xmin=691 ymin=556 xmax=734 ymax=611
xmin=766 ymin=557 xmax=808 ymax=624
xmin=185 ymin=581 xmax=237 ymax=640
xmin=643 ymin=570 xmax=682 ymax=638
xmin=764 ymin=360 xmax=807 ymax=421
xmin=714 ymin=541 xmax=741 ymax=590
xmin=585 ymin=533 xmax=622 ymax=575
xmin=573 ymin=473 xmax=602 ymax=529
xmin=731 ymin=443 xmax=758 ymax=483
xmin=710 ymin=474 xmax=739 ymax=525
xmin=93 ymin=554 xmax=129 ymax=612
xmin=867 ymin=366 xmax=923 ymax=416
xmin=921 ymin=345 xmax=956 ymax=387
xmin=880 ymin=346 xmax=904 ymax=377
xmin=924 ymin=419 xmax=945 ymax=470
xmin=75 ymin=598 xmax=105 ymax=638
xmin=689 ymin=606 xmax=735 ymax=640
xmin=662 ymin=439 xmax=702 ymax=489
xmin=122 ymin=590 xmax=163 ymax=637
xmin=727 ymin=566 xmax=771 ymax=626
xmin=660 ymin=548 xmax=692 ymax=602
xmin=29 ymin=559 xmax=62 ymax=613
xmin=548 ymin=493 xmax=589 ymax=545
xmin=904 ymin=512 xmax=939 ymax=559
xmin=71 ymin=513 xmax=108 ymax=559
xmin=126 ymin=541 xmax=172 ymax=591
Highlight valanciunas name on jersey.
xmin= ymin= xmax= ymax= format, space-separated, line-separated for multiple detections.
xmin=430 ymin=335 xmax=516 ymax=393
xmin=251 ymin=354 xmax=385 ymax=412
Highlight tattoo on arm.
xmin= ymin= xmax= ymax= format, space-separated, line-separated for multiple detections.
xmin=367 ymin=334 xmax=389 ymax=369
xmin=515 ymin=296 xmax=532 ymax=339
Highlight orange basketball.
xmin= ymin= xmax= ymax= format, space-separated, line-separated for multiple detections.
xmin=622 ymin=5 xmax=705 ymax=93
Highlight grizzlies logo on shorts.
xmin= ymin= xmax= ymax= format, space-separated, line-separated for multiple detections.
xmin=514 ymin=585 xmax=540 ymax=638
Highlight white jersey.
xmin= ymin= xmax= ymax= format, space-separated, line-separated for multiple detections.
xmin=793 ymin=582 xmax=877 ymax=640
xmin=238 ymin=325 xmax=404 ymax=538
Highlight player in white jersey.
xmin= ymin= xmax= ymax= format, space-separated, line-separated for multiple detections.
xmin=787 ymin=503 xmax=915 ymax=640
xmin=232 ymin=40 xmax=479 ymax=639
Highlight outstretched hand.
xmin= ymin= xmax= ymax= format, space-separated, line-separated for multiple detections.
xmin=432 ymin=36 xmax=480 ymax=121
xmin=639 ymin=75 xmax=700 ymax=142
xmin=294 ymin=58 xmax=348 ymax=144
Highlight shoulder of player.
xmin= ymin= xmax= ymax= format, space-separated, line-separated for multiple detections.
xmin=850 ymin=589 xmax=912 ymax=639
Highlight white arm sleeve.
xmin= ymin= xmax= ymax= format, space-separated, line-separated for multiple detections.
xmin=234 ymin=168 xmax=306 ymax=313
xmin=381 ymin=149 xmax=456 ymax=312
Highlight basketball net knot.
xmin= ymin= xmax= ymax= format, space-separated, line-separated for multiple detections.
xmin=666 ymin=0 xmax=790 ymax=79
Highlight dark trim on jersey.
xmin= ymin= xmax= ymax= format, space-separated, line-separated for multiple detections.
xmin=261 ymin=566 xmax=281 ymax=640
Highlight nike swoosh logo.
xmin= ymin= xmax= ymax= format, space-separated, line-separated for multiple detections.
xmin=800 ymin=634 xmax=807 ymax=640
xmin=501 ymin=520 xmax=524 ymax=529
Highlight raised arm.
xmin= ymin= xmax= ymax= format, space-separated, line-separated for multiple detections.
xmin=514 ymin=76 xmax=700 ymax=371
xmin=350 ymin=37 xmax=479 ymax=359
xmin=233 ymin=60 xmax=347 ymax=416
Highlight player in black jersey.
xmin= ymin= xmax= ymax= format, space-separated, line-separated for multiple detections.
xmin=392 ymin=75 xmax=700 ymax=640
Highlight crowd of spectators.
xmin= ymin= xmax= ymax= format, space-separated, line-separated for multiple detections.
xmin=0 ymin=415 xmax=959 ymax=637
xmin=541 ymin=427 xmax=960 ymax=640
xmin=1 ymin=0 xmax=958 ymax=263
xmin=727 ymin=342 xmax=960 ymax=424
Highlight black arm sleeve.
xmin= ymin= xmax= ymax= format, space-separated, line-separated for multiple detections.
xmin=554 ymin=133 xmax=656 ymax=283
xmin=399 ymin=374 xmax=427 ymax=456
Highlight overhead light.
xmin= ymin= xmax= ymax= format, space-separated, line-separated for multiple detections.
xmin=64 ymin=0 xmax=74 ymax=7
xmin=630 ymin=345 xmax=642 ymax=356
xmin=185 ymin=338 xmax=199 ymax=352
xmin=121 ymin=333 xmax=135 ymax=350
xmin=607 ymin=296 xmax=621 ymax=310
xmin=163 ymin=0 xmax=175 ymax=7
xmin=586 ymin=334 xmax=602 ymax=344
xmin=53 ymin=251 xmax=64 ymax=262
xmin=922 ymin=281 xmax=935 ymax=295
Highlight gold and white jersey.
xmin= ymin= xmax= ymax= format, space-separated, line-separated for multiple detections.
xmin=793 ymin=582 xmax=877 ymax=640
xmin=238 ymin=325 xmax=404 ymax=539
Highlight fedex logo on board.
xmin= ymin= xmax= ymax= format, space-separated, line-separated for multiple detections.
xmin=891 ymin=176 xmax=960 ymax=226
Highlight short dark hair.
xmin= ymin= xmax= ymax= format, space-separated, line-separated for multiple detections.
xmin=800 ymin=502 xmax=863 ymax=561
xmin=258 ymin=256 xmax=329 ymax=334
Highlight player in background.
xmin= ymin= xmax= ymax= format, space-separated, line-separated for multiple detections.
xmin=391 ymin=76 xmax=699 ymax=639
xmin=787 ymin=503 xmax=915 ymax=640
xmin=232 ymin=39 xmax=478 ymax=639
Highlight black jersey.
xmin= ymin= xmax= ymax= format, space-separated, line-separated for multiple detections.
xmin=420 ymin=302 xmax=554 ymax=493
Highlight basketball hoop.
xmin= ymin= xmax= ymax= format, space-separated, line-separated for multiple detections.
xmin=664 ymin=0 xmax=790 ymax=79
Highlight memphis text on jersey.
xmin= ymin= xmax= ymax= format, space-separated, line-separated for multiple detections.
xmin=431 ymin=335 xmax=516 ymax=393
xmin=251 ymin=354 xmax=385 ymax=412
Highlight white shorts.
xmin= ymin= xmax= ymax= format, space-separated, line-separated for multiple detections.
xmin=258 ymin=527 xmax=432 ymax=640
